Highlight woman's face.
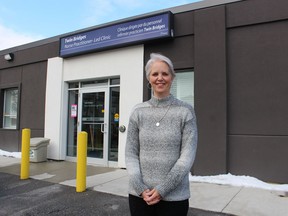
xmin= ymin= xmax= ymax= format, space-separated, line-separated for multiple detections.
xmin=149 ymin=61 xmax=173 ymax=98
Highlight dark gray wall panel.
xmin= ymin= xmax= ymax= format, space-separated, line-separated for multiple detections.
xmin=227 ymin=21 xmax=288 ymax=135
xmin=0 ymin=130 xmax=20 ymax=152
xmin=193 ymin=6 xmax=227 ymax=175
xmin=228 ymin=135 xmax=288 ymax=183
xmin=20 ymin=62 xmax=47 ymax=131
xmin=174 ymin=11 xmax=194 ymax=37
xmin=226 ymin=0 xmax=288 ymax=28
xmin=145 ymin=36 xmax=194 ymax=69
xmin=0 ymin=67 xmax=22 ymax=84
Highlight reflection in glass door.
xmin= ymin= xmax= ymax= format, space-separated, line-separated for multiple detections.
xmin=80 ymin=89 xmax=108 ymax=162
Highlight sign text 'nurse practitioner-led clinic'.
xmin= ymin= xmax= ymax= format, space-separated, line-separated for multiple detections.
xmin=60 ymin=12 xmax=173 ymax=57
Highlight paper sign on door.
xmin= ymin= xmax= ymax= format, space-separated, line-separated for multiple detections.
xmin=71 ymin=104 xmax=77 ymax=118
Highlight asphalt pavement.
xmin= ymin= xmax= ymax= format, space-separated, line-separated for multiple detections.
xmin=0 ymin=173 xmax=230 ymax=216
xmin=1 ymin=156 xmax=288 ymax=216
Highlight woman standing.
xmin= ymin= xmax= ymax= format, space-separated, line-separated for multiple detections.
xmin=125 ymin=53 xmax=198 ymax=216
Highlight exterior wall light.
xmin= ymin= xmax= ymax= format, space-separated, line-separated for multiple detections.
xmin=4 ymin=53 xmax=14 ymax=61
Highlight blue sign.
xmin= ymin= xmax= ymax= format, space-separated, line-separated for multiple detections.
xmin=60 ymin=12 xmax=173 ymax=57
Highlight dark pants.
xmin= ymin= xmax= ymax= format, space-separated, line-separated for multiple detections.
xmin=129 ymin=194 xmax=189 ymax=216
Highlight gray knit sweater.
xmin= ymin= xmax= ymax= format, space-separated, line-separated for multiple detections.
xmin=125 ymin=94 xmax=197 ymax=201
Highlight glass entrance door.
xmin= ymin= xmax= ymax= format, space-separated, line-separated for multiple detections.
xmin=67 ymin=79 xmax=120 ymax=166
xmin=79 ymin=88 xmax=108 ymax=164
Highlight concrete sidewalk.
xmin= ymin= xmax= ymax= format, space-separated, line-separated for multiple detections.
xmin=1 ymin=156 xmax=288 ymax=216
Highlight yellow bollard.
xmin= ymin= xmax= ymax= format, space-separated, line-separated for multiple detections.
xmin=76 ymin=131 xmax=87 ymax=192
xmin=20 ymin=128 xmax=31 ymax=180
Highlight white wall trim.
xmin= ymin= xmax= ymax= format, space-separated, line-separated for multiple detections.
xmin=45 ymin=57 xmax=67 ymax=160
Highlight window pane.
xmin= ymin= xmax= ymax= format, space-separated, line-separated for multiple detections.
xmin=108 ymin=87 xmax=120 ymax=161
xmin=171 ymin=71 xmax=194 ymax=106
xmin=81 ymin=79 xmax=108 ymax=87
xmin=67 ymin=90 xmax=78 ymax=157
xmin=110 ymin=78 xmax=120 ymax=85
xmin=69 ymin=82 xmax=79 ymax=89
xmin=3 ymin=88 xmax=18 ymax=129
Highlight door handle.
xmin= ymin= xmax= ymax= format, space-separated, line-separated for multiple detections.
xmin=101 ymin=123 xmax=106 ymax=133
xmin=119 ymin=125 xmax=126 ymax=133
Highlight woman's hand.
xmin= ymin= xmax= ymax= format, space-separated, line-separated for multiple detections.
xmin=142 ymin=188 xmax=162 ymax=205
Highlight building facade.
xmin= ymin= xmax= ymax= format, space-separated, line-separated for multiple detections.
xmin=1 ymin=0 xmax=288 ymax=183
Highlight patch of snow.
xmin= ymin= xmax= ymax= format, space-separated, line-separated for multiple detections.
xmin=31 ymin=173 xmax=55 ymax=180
xmin=190 ymin=173 xmax=288 ymax=192
xmin=0 ymin=149 xmax=21 ymax=158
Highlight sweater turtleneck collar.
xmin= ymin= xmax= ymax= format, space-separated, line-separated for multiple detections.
xmin=149 ymin=94 xmax=175 ymax=107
